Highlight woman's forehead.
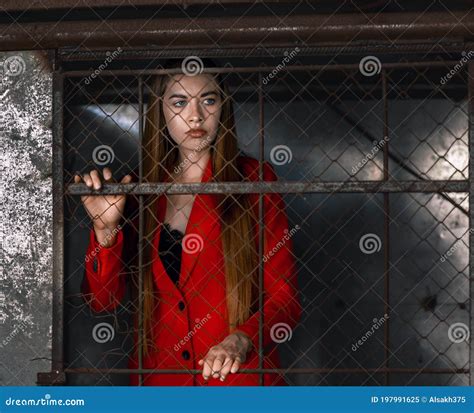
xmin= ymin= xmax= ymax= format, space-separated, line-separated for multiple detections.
xmin=164 ymin=73 xmax=219 ymax=96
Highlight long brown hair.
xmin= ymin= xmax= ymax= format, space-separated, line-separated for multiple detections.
xmin=136 ymin=59 xmax=258 ymax=357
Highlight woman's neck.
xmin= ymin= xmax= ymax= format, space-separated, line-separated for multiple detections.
xmin=175 ymin=149 xmax=211 ymax=183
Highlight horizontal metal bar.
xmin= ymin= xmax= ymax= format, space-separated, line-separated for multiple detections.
xmin=1 ymin=11 xmax=473 ymax=51
xmin=66 ymin=180 xmax=469 ymax=195
xmin=64 ymin=367 xmax=469 ymax=375
xmin=59 ymin=42 xmax=474 ymax=61
xmin=0 ymin=0 xmax=299 ymax=11
xmin=62 ymin=60 xmax=466 ymax=77
xmin=37 ymin=371 xmax=67 ymax=386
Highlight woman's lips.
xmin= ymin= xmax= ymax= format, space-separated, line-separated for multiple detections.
xmin=186 ymin=128 xmax=207 ymax=138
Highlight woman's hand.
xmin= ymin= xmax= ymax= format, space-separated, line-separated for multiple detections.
xmin=198 ymin=331 xmax=252 ymax=382
xmin=74 ymin=168 xmax=132 ymax=247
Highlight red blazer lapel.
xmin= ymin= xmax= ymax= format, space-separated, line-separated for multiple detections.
xmin=152 ymin=156 xmax=220 ymax=294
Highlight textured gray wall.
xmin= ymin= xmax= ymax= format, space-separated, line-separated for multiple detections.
xmin=0 ymin=51 xmax=53 ymax=385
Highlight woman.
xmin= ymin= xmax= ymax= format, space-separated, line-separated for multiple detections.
xmin=74 ymin=58 xmax=301 ymax=386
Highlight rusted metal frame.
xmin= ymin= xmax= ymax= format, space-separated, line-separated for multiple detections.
xmin=37 ymin=54 xmax=66 ymax=386
xmin=469 ymin=61 xmax=474 ymax=386
xmin=63 ymin=367 xmax=469 ymax=374
xmin=51 ymin=55 xmax=471 ymax=383
xmin=258 ymin=72 xmax=264 ymax=386
xmin=61 ymin=61 xmax=465 ymax=78
xmin=382 ymin=69 xmax=390 ymax=386
xmin=138 ymin=76 xmax=144 ymax=386
xmin=58 ymin=42 xmax=473 ymax=61
xmin=0 ymin=0 xmax=299 ymax=11
xmin=1 ymin=12 xmax=473 ymax=51
xmin=66 ymin=181 xmax=469 ymax=196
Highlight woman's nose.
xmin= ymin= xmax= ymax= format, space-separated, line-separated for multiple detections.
xmin=188 ymin=98 xmax=204 ymax=124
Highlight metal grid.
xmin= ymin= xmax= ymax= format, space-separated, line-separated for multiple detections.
xmin=39 ymin=52 xmax=472 ymax=386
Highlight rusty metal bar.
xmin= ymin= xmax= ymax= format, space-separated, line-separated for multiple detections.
xmin=37 ymin=58 xmax=66 ymax=386
xmin=62 ymin=61 xmax=466 ymax=77
xmin=0 ymin=0 xmax=299 ymax=11
xmin=258 ymin=71 xmax=265 ymax=386
xmin=63 ymin=367 xmax=469 ymax=374
xmin=66 ymin=180 xmax=469 ymax=195
xmin=469 ymin=61 xmax=474 ymax=386
xmin=59 ymin=43 xmax=473 ymax=61
xmin=138 ymin=76 xmax=144 ymax=386
xmin=382 ymin=69 xmax=390 ymax=386
xmin=0 ymin=12 xmax=473 ymax=51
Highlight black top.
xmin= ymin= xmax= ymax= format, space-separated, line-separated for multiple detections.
xmin=158 ymin=223 xmax=184 ymax=286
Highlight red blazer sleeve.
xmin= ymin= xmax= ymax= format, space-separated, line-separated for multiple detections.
xmin=82 ymin=226 xmax=127 ymax=312
xmin=81 ymin=177 xmax=139 ymax=313
xmin=231 ymin=161 xmax=302 ymax=356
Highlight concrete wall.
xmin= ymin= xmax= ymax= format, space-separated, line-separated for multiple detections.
xmin=0 ymin=51 xmax=53 ymax=385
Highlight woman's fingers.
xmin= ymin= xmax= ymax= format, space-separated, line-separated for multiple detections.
xmin=200 ymin=350 xmax=241 ymax=381
xmin=75 ymin=169 xmax=131 ymax=188
xmin=89 ymin=169 xmax=102 ymax=190
xmin=230 ymin=357 xmax=241 ymax=374
xmin=102 ymin=167 xmax=113 ymax=182
xmin=202 ymin=355 xmax=216 ymax=380
xmin=82 ymin=173 xmax=93 ymax=187
xmin=120 ymin=174 xmax=132 ymax=184
xmin=211 ymin=355 xmax=226 ymax=379
xmin=218 ymin=357 xmax=233 ymax=381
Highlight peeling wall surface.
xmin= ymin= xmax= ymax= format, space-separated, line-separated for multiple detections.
xmin=0 ymin=51 xmax=53 ymax=385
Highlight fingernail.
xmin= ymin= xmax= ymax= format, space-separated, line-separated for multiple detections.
xmin=220 ymin=377 xmax=224 ymax=381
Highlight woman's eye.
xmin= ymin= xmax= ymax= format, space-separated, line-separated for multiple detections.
xmin=173 ymin=100 xmax=187 ymax=108
xmin=203 ymin=98 xmax=216 ymax=105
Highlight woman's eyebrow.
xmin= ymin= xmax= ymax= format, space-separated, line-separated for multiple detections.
xmin=168 ymin=90 xmax=219 ymax=99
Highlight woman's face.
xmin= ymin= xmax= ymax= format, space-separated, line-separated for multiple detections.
xmin=162 ymin=73 xmax=223 ymax=154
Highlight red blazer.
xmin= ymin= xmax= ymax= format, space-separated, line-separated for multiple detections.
xmin=82 ymin=155 xmax=301 ymax=386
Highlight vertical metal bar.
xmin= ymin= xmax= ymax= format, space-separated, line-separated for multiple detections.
xmin=138 ymin=75 xmax=144 ymax=386
xmin=468 ymin=61 xmax=474 ymax=386
xmin=382 ymin=69 xmax=391 ymax=386
xmin=258 ymin=72 xmax=264 ymax=386
xmin=51 ymin=56 xmax=65 ymax=378
xmin=37 ymin=50 xmax=67 ymax=386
